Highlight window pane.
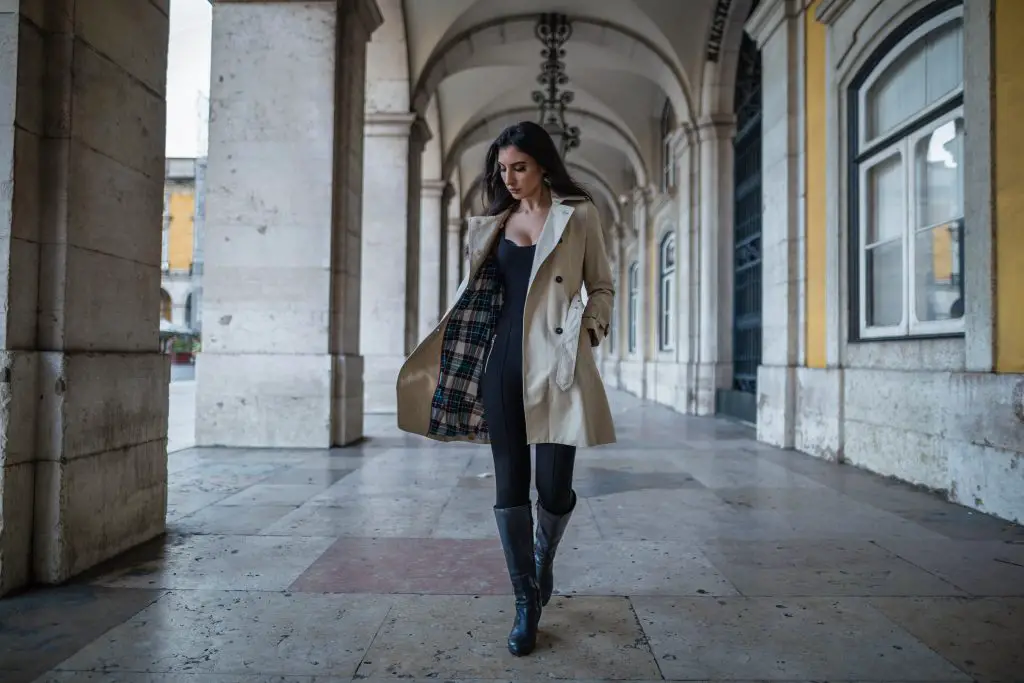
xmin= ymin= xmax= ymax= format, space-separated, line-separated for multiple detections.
xmin=914 ymin=220 xmax=963 ymax=322
xmin=866 ymin=153 xmax=904 ymax=245
xmin=866 ymin=19 xmax=963 ymax=139
xmin=866 ymin=240 xmax=903 ymax=327
xmin=915 ymin=117 xmax=963 ymax=228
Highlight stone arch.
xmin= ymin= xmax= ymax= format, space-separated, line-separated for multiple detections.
xmin=443 ymin=106 xmax=648 ymax=187
xmin=699 ymin=0 xmax=757 ymax=117
xmin=160 ymin=289 xmax=172 ymax=322
xmin=413 ymin=14 xmax=696 ymax=127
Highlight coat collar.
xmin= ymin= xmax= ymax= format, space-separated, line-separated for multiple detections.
xmin=465 ymin=194 xmax=582 ymax=275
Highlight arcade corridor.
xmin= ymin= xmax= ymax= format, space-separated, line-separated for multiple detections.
xmin=1 ymin=390 xmax=1021 ymax=682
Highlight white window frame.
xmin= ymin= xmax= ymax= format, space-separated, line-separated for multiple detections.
xmin=658 ymin=232 xmax=675 ymax=351
xmin=627 ymin=262 xmax=639 ymax=354
xmin=853 ymin=6 xmax=965 ymax=340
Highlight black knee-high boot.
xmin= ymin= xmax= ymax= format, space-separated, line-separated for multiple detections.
xmin=494 ymin=503 xmax=541 ymax=656
xmin=534 ymin=490 xmax=576 ymax=606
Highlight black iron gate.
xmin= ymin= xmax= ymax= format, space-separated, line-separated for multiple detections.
xmin=718 ymin=32 xmax=763 ymax=423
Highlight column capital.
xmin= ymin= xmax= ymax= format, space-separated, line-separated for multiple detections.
xmin=351 ymin=0 xmax=384 ymax=37
xmin=364 ymin=112 xmax=432 ymax=146
xmin=422 ymin=179 xmax=447 ymax=198
xmin=746 ymin=0 xmax=801 ymax=49
xmin=693 ymin=114 xmax=736 ymax=142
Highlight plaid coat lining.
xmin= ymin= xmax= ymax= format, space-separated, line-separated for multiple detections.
xmin=428 ymin=256 xmax=503 ymax=441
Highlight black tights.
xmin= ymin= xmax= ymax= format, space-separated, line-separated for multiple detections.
xmin=492 ymin=442 xmax=576 ymax=513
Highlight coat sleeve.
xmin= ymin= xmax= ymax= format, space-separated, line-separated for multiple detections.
xmin=580 ymin=202 xmax=614 ymax=346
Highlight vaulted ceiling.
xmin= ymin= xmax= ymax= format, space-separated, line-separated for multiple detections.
xmin=381 ymin=0 xmax=757 ymax=221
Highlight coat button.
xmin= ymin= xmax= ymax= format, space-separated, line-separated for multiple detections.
xmin=555 ymin=327 xmax=563 ymax=335
xmin=555 ymin=276 xmax=563 ymax=283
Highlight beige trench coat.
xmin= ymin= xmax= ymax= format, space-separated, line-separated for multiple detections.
xmin=396 ymin=195 xmax=616 ymax=447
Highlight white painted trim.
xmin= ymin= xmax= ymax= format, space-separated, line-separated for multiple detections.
xmin=963 ymin=0 xmax=994 ymax=371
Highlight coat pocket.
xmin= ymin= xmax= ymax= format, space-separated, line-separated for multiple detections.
xmin=555 ymin=293 xmax=586 ymax=391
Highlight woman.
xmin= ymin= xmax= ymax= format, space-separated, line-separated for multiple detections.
xmin=396 ymin=121 xmax=616 ymax=656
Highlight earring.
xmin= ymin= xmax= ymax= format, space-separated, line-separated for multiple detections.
xmin=543 ymin=175 xmax=551 ymax=186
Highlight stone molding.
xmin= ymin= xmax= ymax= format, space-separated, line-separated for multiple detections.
xmin=694 ymin=114 xmax=736 ymax=142
xmin=746 ymin=0 xmax=800 ymax=48
xmin=364 ymin=112 xmax=431 ymax=144
xmin=421 ymin=179 xmax=448 ymax=198
xmin=815 ymin=0 xmax=857 ymax=25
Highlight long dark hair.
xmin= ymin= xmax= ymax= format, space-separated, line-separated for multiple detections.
xmin=483 ymin=121 xmax=591 ymax=216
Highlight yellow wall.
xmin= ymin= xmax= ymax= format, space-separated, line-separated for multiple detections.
xmin=995 ymin=0 xmax=1024 ymax=372
xmin=168 ymin=190 xmax=195 ymax=271
xmin=805 ymin=0 xmax=828 ymax=368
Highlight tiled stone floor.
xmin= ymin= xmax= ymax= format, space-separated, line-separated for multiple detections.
xmin=2 ymin=391 xmax=1023 ymax=682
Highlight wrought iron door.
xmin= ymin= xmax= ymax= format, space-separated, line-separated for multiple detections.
xmin=732 ymin=33 xmax=762 ymax=395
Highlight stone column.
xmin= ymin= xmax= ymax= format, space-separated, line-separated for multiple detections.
xmin=694 ymin=116 xmax=736 ymax=416
xmin=360 ymin=115 xmax=429 ymax=414
xmin=0 ymin=0 xmax=171 ymax=594
xmin=445 ymin=208 xmax=462 ymax=307
xmin=749 ymin=0 xmax=802 ymax=447
xmin=418 ymin=179 xmax=446 ymax=340
xmin=196 ymin=0 xmax=382 ymax=448
xmin=632 ymin=189 xmax=651 ymax=398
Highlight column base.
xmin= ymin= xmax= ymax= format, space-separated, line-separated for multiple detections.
xmin=794 ymin=367 xmax=844 ymax=462
xmin=756 ymin=364 xmax=796 ymax=448
xmin=197 ymin=352 xmax=365 ymax=448
xmin=363 ymin=353 xmax=407 ymax=414
xmin=33 ymin=351 xmax=170 ymax=585
xmin=696 ymin=361 xmax=731 ymax=416
xmin=0 ymin=350 xmax=39 ymax=594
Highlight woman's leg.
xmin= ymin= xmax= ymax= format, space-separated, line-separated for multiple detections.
xmin=480 ymin=334 xmax=539 ymax=656
xmin=533 ymin=444 xmax=577 ymax=606
xmin=534 ymin=444 xmax=577 ymax=514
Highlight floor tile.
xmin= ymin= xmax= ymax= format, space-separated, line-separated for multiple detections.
xmin=260 ymin=492 xmax=446 ymax=537
xmin=631 ymin=596 xmax=971 ymax=681
xmin=48 ymin=591 xmax=392 ymax=677
xmin=355 ymin=595 xmax=660 ymax=679
xmin=556 ymin=540 xmax=740 ymax=597
xmin=870 ymin=538 xmax=1024 ymax=596
xmin=289 ymin=536 xmax=508 ymax=594
xmin=32 ymin=674 xmax=350 ymax=682
xmin=870 ymin=597 xmax=1024 ymax=682
xmin=216 ymin=484 xmax=331 ymax=507
xmin=170 ymin=505 xmax=299 ymax=535
xmin=0 ymin=586 xmax=164 ymax=683
xmin=90 ymin=534 xmax=335 ymax=590
xmin=700 ymin=539 xmax=966 ymax=597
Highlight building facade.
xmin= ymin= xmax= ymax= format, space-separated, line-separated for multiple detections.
xmin=161 ymin=156 xmax=207 ymax=335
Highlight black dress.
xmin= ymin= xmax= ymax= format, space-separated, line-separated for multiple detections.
xmin=481 ymin=234 xmax=534 ymax=446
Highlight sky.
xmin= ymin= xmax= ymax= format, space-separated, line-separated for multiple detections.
xmin=165 ymin=0 xmax=213 ymax=158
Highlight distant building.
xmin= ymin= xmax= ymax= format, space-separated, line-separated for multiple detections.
xmin=161 ymin=157 xmax=206 ymax=335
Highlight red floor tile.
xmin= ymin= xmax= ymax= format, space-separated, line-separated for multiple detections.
xmin=288 ymin=537 xmax=511 ymax=595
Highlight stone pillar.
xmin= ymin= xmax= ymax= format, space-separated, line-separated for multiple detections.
xmin=418 ymin=179 xmax=446 ymax=340
xmin=360 ymin=115 xmax=429 ymax=414
xmin=694 ymin=116 xmax=736 ymax=416
xmin=671 ymin=127 xmax=700 ymax=414
xmin=748 ymin=0 xmax=802 ymax=447
xmin=632 ymin=189 xmax=651 ymax=398
xmin=196 ymin=0 xmax=382 ymax=448
xmin=0 ymin=0 xmax=171 ymax=594
xmin=444 ymin=209 xmax=462 ymax=308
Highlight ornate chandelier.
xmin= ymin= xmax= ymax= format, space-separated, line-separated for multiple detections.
xmin=532 ymin=13 xmax=580 ymax=158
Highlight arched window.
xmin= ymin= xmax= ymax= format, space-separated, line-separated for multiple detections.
xmin=660 ymin=100 xmax=675 ymax=192
xmin=628 ymin=262 xmax=639 ymax=353
xmin=160 ymin=290 xmax=172 ymax=322
xmin=659 ymin=232 xmax=676 ymax=350
xmin=850 ymin=3 xmax=964 ymax=339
